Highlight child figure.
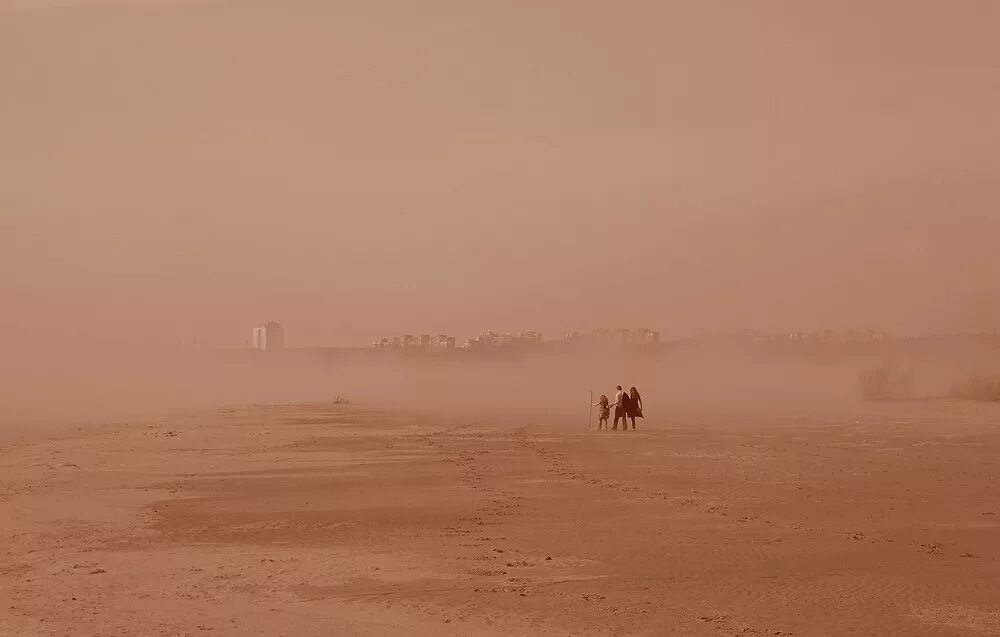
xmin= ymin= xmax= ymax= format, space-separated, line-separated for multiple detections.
xmin=593 ymin=394 xmax=611 ymax=430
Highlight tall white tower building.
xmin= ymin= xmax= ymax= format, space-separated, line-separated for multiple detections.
xmin=252 ymin=321 xmax=285 ymax=351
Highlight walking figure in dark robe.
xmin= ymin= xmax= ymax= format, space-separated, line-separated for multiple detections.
xmin=627 ymin=386 xmax=643 ymax=430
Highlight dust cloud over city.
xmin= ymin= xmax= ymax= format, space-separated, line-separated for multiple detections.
xmin=2 ymin=2 xmax=1000 ymax=636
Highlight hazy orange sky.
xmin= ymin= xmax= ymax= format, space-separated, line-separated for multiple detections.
xmin=3 ymin=1 xmax=998 ymax=349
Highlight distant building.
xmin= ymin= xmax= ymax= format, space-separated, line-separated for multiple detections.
xmin=463 ymin=329 xmax=542 ymax=348
xmin=519 ymin=330 xmax=542 ymax=344
xmin=567 ymin=327 xmax=658 ymax=347
xmin=636 ymin=328 xmax=661 ymax=345
xmin=435 ymin=334 xmax=456 ymax=349
xmin=374 ymin=332 xmax=457 ymax=350
xmin=252 ymin=321 xmax=285 ymax=351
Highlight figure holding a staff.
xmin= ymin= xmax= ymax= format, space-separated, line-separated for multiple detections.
xmin=592 ymin=393 xmax=611 ymax=430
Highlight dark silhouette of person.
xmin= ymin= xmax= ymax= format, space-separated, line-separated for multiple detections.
xmin=627 ymin=386 xmax=643 ymax=430
xmin=613 ymin=385 xmax=629 ymax=431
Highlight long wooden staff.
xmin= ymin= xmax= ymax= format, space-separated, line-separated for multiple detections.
xmin=588 ymin=390 xmax=593 ymax=430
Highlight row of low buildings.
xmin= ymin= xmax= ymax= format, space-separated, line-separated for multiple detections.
xmin=253 ymin=322 xmax=663 ymax=352
xmin=564 ymin=328 xmax=662 ymax=346
xmin=370 ymin=327 xmax=668 ymax=350
xmin=372 ymin=329 xmax=544 ymax=350
xmin=249 ymin=323 xmax=896 ymax=351
xmin=372 ymin=334 xmax=458 ymax=350
xmin=463 ymin=329 xmax=543 ymax=348
xmin=733 ymin=329 xmax=889 ymax=343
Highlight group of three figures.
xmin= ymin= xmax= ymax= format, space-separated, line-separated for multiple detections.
xmin=594 ymin=385 xmax=643 ymax=431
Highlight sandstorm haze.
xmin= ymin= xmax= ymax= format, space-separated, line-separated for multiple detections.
xmin=2 ymin=0 xmax=999 ymax=356
xmin=7 ymin=6 xmax=1000 ymax=635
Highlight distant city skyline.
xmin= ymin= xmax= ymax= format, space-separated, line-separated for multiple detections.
xmin=245 ymin=321 xmax=921 ymax=350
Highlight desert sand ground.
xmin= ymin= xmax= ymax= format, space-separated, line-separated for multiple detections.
xmin=2 ymin=401 xmax=1000 ymax=636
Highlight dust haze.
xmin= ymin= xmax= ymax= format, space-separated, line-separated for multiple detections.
xmin=6 ymin=339 xmax=998 ymax=441
xmin=1 ymin=345 xmax=849 ymax=430
xmin=3 ymin=1 xmax=999 ymax=429
xmin=6 ymin=5 xmax=1000 ymax=634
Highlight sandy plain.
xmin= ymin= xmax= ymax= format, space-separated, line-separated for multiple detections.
xmin=2 ymin=400 xmax=1000 ymax=636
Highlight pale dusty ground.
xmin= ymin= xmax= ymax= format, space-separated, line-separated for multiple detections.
xmin=2 ymin=401 xmax=1000 ymax=636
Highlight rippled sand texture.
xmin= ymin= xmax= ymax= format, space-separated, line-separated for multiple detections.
xmin=2 ymin=402 xmax=1000 ymax=636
